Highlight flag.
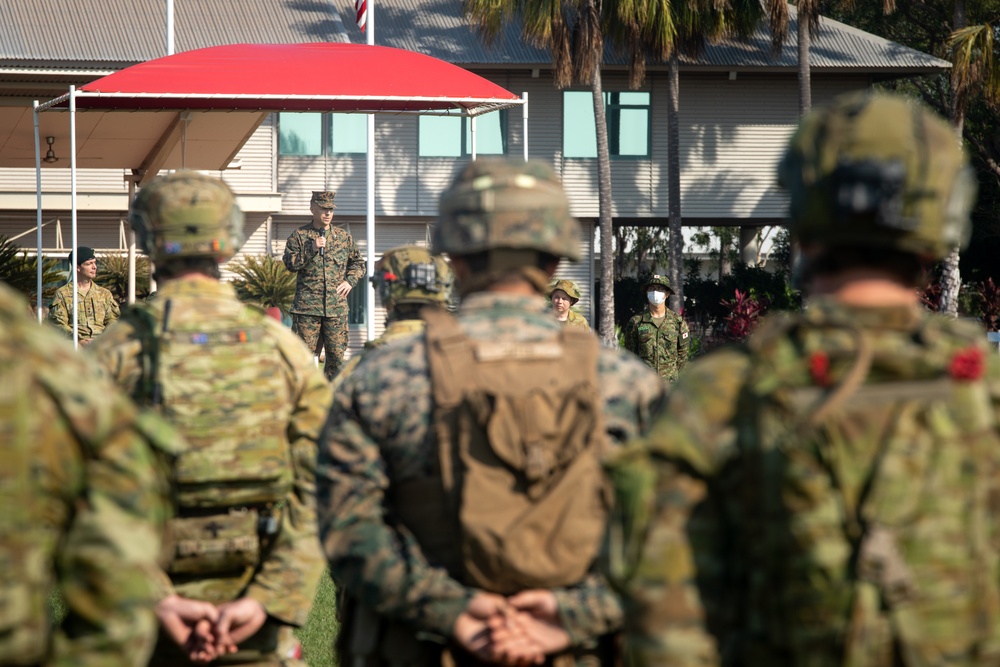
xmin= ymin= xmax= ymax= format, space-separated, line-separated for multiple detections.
xmin=355 ymin=0 xmax=367 ymax=32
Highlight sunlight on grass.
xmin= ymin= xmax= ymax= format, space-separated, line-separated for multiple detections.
xmin=296 ymin=570 xmax=339 ymax=667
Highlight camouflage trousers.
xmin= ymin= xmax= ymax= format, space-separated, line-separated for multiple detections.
xmin=291 ymin=313 xmax=348 ymax=381
xmin=148 ymin=622 xmax=306 ymax=667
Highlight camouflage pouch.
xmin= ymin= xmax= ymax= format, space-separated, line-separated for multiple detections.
xmin=166 ymin=508 xmax=260 ymax=576
xmin=417 ymin=309 xmax=610 ymax=594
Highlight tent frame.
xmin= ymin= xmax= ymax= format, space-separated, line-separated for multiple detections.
xmin=32 ymin=51 xmax=528 ymax=347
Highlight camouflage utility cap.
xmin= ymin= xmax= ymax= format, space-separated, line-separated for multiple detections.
xmin=549 ymin=279 xmax=581 ymax=304
xmin=644 ymin=274 xmax=672 ymax=292
xmin=311 ymin=191 xmax=337 ymax=209
xmin=778 ymin=92 xmax=976 ymax=260
xmin=130 ymin=171 xmax=245 ymax=263
xmin=371 ymin=245 xmax=454 ymax=310
xmin=433 ymin=159 xmax=580 ymax=261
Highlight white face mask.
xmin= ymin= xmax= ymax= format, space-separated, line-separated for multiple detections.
xmin=647 ymin=290 xmax=667 ymax=306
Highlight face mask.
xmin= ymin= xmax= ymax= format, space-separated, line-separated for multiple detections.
xmin=647 ymin=290 xmax=666 ymax=306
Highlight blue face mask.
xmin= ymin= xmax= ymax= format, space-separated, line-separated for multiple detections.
xmin=647 ymin=290 xmax=667 ymax=306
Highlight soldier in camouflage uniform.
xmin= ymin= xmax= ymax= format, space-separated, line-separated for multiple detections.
xmin=318 ymin=159 xmax=664 ymax=667
xmin=0 ymin=280 xmax=178 ymax=667
xmin=622 ymin=275 xmax=689 ymax=383
xmin=549 ymin=278 xmax=591 ymax=331
xmin=91 ymin=172 xmax=332 ymax=667
xmin=48 ymin=245 xmax=121 ymax=345
xmin=604 ymin=92 xmax=1000 ymax=667
xmin=331 ymin=245 xmax=453 ymax=393
xmin=282 ymin=190 xmax=366 ymax=380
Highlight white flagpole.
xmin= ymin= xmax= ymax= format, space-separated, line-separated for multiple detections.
xmin=365 ymin=0 xmax=376 ymax=342
xmin=166 ymin=0 xmax=175 ymax=55
xmin=33 ymin=101 xmax=43 ymax=321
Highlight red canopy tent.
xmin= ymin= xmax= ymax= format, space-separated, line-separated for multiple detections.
xmin=14 ymin=43 xmax=527 ymax=342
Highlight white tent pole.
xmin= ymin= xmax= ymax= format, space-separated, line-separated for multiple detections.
xmin=364 ymin=0 xmax=376 ymax=341
xmin=70 ymin=85 xmax=79 ymax=349
xmin=522 ymin=92 xmax=528 ymax=160
xmin=471 ymin=115 xmax=477 ymax=161
xmin=33 ymin=101 xmax=43 ymax=321
xmin=166 ymin=0 xmax=175 ymax=56
xmin=127 ymin=177 xmax=136 ymax=304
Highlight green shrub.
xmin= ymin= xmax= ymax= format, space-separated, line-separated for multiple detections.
xmin=95 ymin=253 xmax=152 ymax=305
xmin=0 ymin=235 xmax=62 ymax=308
xmin=229 ymin=254 xmax=297 ymax=316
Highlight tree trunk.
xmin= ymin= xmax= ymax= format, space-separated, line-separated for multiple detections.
xmin=666 ymin=50 xmax=684 ymax=314
xmin=797 ymin=3 xmax=811 ymax=115
xmin=593 ymin=69 xmax=616 ymax=346
xmin=939 ymin=0 xmax=967 ymax=318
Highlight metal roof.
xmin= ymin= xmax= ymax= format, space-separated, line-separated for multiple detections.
xmin=0 ymin=0 xmax=948 ymax=74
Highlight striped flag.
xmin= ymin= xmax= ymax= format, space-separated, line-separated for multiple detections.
xmin=354 ymin=0 xmax=367 ymax=32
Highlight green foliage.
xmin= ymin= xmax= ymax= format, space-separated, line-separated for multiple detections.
xmin=611 ymin=272 xmax=655 ymax=330
xmin=0 ymin=235 xmax=62 ymax=306
xmin=684 ymin=264 xmax=801 ymax=335
xmin=228 ymin=254 xmax=297 ymax=316
xmin=95 ymin=253 xmax=152 ymax=305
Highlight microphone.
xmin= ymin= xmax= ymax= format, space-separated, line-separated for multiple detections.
xmin=318 ymin=235 xmax=324 ymax=257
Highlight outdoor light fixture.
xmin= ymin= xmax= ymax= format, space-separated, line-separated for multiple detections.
xmin=43 ymin=136 xmax=59 ymax=163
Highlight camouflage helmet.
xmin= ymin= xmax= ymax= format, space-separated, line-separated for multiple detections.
xmin=130 ymin=171 xmax=245 ymax=263
xmin=644 ymin=274 xmax=672 ymax=293
xmin=549 ymin=278 xmax=581 ymax=305
xmin=371 ymin=245 xmax=453 ymax=311
xmin=778 ymin=92 xmax=976 ymax=260
xmin=433 ymin=159 xmax=580 ymax=261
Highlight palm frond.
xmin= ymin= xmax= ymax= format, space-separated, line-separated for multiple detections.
xmin=0 ymin=235 xmax=63 ymax=304
xmin=228 ymin=254 xmax=297 ymax=316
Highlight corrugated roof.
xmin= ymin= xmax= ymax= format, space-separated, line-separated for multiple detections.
xmin=0 ymin=0 xmax=948 ymax=73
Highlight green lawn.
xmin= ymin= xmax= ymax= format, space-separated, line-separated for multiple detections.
xmin=296 ymin=569 xmax=340 ymax=667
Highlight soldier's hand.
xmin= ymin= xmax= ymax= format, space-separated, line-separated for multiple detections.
xmin=314 ymin=236 xmax=327 ymax=251
xmin=155 ymin=595 xmax=220 ymax=657
xmin=453 ymin=593 xmax=507 ymax=662
xmin=336 ymin=281 xmax=352 ymax=298
xmin=489 ymin=611 xmax=566 ymax=666
xmin=506 ymin=590 xmax=559 ymax=624
xmin=214 ymin=597 xmax=268 ymax=654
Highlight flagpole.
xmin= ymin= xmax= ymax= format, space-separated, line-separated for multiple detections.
xmin=364 ymin=0 xmax=376 ymax=342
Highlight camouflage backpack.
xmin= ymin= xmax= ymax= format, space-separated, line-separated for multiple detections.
xmin=392 ymin=308 xmax=611 ymax=594
xmin=726 ymin=310 xmax=1000 ymax=666
xmin=130 ymin=296 xmax=294 ymax=592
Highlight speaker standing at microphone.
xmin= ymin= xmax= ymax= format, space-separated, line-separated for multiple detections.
xmin=282 ymin=190 xmax=366 ymax=381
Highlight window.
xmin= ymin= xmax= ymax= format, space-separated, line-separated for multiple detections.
xmin=278 ymin=113 xmax=367 ymax=156
xmin=330 ymin=114 xmax=367 ymax=154
xmin=279 ymin=113 xmax=322 ymax=156
xmin=348 ymin=280 xmax=367 ymax=325
xmin=563 ymin=90 xmax=650 ymax=158
xmin=419 ymin=111 xmax=507 ymax=157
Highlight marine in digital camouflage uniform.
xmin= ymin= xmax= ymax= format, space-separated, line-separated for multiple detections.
xmin=91 ymin=172 xmax=331 ymax=667
xmin=0 ymin=280 xmax=178 ymax=667
xmin=318 ymin=160 xmax=665 ymax=667
xmin=282 ymin=190 xmax=365 ymax=380
xmin=604 ymin=93 xmax=1000 ymax=667
xmin=622 ymin=274 xmax=689 ymax=383
xmin=47 ymin=245 xmax=121 ymax=345
xmin=549 ymin=278 xmax=592 ymax=332
xmin=331 ymin=245 xmax=453 ymax=393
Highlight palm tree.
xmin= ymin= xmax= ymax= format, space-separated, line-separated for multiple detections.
xmin=604 ymin=0 xmax=770 ymax=313
xmin=228 ymin=254 xmax=297 ymax=316
xmin=0 ymin=235 xmax=62 ymax=310
xmin=940 ymin=6 xmax=999 ymax=317
xmin=462 ymin=0 xmax=618 ymax=345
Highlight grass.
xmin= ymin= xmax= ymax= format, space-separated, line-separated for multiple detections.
xmin=296 ymin=569 xmax=340 ymax=667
